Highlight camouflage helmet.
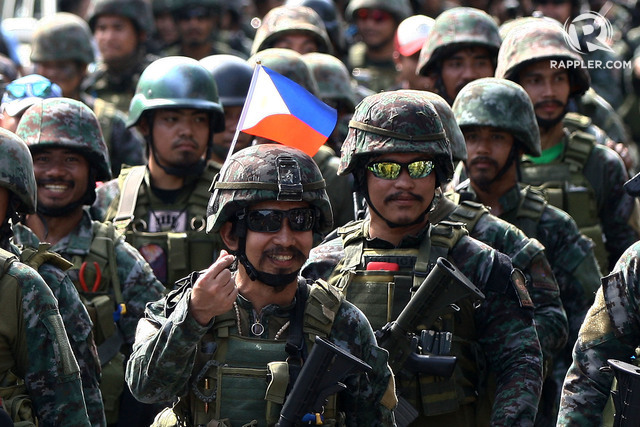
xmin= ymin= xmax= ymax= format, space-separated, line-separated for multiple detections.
xmin=248 ymin=48 xmax=319 ymax=95
xmin=495 ymin=19 xmax=590 ymax=96
xmin=422 ymin=91 xmax=467 ymax=162
xmin=206 ymin=144 xmax=333 ymax=233
xmin=453 ymin=77 xmax=541 ymax=156
xmin=87 ymin=0 xmax=155 ymax=35
xmin=151 ymin=0 xmax=175 ymax=13
xmin=16 ymin=97 xmax=112 ymax=181
xmin=199 ymin=54 xmax=253 ymax=107
xmin=0 ymin=128 xmax=37 ymax=214
xmin=345 ymin=0 xmax=412 ymax=23
xmin=340 ymin=90 xmax=453 ymax=185
xmin=127 ymin=56 xmax=225 ymax=130
xmin=31 ymin=13 xmax=95 ymax=64
xmin=417 ymin=7 xmax=501 ymax=76
xmin=285 ymin=0 xmax=346 ymax=53
xmin=302 ymin=52 xmax=357 ymax=112
xmin=251 ymin=5 xmax=333 ymax=56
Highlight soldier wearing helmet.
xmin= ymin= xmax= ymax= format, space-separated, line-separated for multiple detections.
xmin=125 ymin=143 xmax=397 ymax=426
xmin=83 ymin=0 xmax=160 ymax=114
xmin=0 ymin=127 xmax=92 ymax=427
xmin=345 ymin=0 xmax=412 ymax=92
xmin=417 ymin=7 xmax=502 ymax=105
xmin=150 ymin=0 xmax=180 ymax=51
xmin=12 ymin=97 xmax=164 ymax=427
xmin=94 ymin=56 xmax=227 ymax=292
xmin=393 ymin=14 xmax=435 ymax=91
xmin=29 ymin=12 xmax=145 ymax=177
xmin=497 ymin=18 xmax=640 ymax=274
xmin=285 ymin=0 xmax=348 ymax=59
xmin=303 ymin=89 xmax=543 ymax=425
xmin=452 ymin=77 xmax=602 ymax=425
xmin=251 ymin=5 xmax=333 ymax=56
xmin=199 ymin=54 xmax=255 ymax=164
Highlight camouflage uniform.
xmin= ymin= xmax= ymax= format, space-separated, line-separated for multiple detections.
xmin=83 ymin=0 xmax=160 ymax=114
xmin=30 ymin=12 xmax=145 ymax=177
xmin=496 ymin=19 xmax=640 ymax=273
xmin=250 ymin=5 xmax=333 ymax=56
xmin=304 ymin=90 xmax=543 ymax=425
xmin=126 ymin=144 xmax=396 ymax=426
xmin=0 ymin=127 xmax=91 ymax=426
xmin=416 ymin=7 xmax=502 ymax=105
xmin=94 ymin=57 xmax=226 ymax=289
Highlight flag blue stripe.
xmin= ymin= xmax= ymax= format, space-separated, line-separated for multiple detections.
xmin=263 ymin=66 xmax=337 ymax=137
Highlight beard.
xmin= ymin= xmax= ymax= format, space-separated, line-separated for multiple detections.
xmin=534 ymin=100 xmax=567 ymax=133
xmin=467 ymin=156 xmax=500 ymax=192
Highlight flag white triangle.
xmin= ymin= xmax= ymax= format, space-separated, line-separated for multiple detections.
xmin=241 ymin=67 xmax=290 ymax=130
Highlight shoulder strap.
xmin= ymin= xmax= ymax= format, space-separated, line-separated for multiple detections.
xmin=448 ymin=200 xmax=489 ymax=234
xmin=303 ymin=279 xmax=343 ymax=344
xmin=185 ymin=162 xmax=219 ymax=220
xmin=515 ymin=186 xmax=547 ymax=238
xmin=113 ymin=165 xmax=146 ymax=233
xmin=19 ymin=243 xmax=73 ymax=272
xmin=90 ymin=221 xmax=124 ymax=305
xmin=0 ymin=248 xmax=17 ymax=276
xmin=430 ymin=220 xmax=468 ymax=259
xmin=564 ymin=130 xmax=596 ymax=174
xmin=563 ymin=112 xmax=592 ymax=132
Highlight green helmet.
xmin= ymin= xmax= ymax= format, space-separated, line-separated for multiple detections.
xmin=31 ymin=12 xmax=95 ymax=64
xmin=340 ymin=90 xmax=453 ymax=185
xmin=206 ymin=144 xmax=333 ymax=233
xmin=0 ymin=128 xmax=36 ymax=214
xmin=251 ymin=5 xmax=333 ymax=56
xmin=422 ymin=91 xmax=467 ymax=162
xmin=248 ymin=48 xmax=319 ymax=95
xmin=417 ymin=7 xmax=501 ymax=77
xmin=345 ymin=0 xmax=411 ymax=22
xmin=87 ymin=0 xmax=155 ymax=35
xmin=302 ymin=52 xmax=356 ymax=112
xmin=16 ymin=97 xmax=112 ymax=181
xmin=127 ymin=56 xmax=225 ymax=131
xmin=453 ymin=77 xmax=541 ymax=156
xmin=495 ymin=19 xmax=590 ymax=97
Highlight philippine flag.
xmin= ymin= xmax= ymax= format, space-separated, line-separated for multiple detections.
xmin=237 ymin=64 xmax=337 ymax=157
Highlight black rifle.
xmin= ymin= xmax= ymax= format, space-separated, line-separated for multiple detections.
xmin=276 ymin=335 xmax=371 ymax=427
xmin=608 ymin=359 xmax=640 ymax=427
xmin=624 ymin=171 xmax=640 ymax=197
xmin=375 ymin=257 xmax=485 ymax=426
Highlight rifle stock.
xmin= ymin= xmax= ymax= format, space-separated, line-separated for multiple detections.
xmin=276 ymin=336 xmax=371 ymax=427
xmin=608 ymin=359 xmax=640 ymax=427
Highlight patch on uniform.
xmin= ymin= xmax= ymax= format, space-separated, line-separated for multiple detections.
xmin=148 ymin=209 xmax=187 ymax=232
xmin=511 ymin=268 xmax=534 ymax=308
xmin=579 ymin=287 xmax=614 ymax=347
xmin=139 ymin=243 xmax=167 ymax=284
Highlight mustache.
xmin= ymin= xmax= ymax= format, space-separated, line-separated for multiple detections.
xmin=384 ymin=192 xmax=424 ymax=203
xmin=534 ymin=99 xmax=565 ymax=109
xmin=171 ymin=137 xmax=200 ymax=149
xmin=469 ymin=156 xmax=499 ymax=169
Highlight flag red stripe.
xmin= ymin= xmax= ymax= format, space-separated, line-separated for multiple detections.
xmin=242 ymin=114 xmax=327 ymax=156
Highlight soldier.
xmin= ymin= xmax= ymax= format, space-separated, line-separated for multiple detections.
xmin=12 ymin=98 xmax=165 ymax=427
xmin=199 ymin=54 xmax=255 ymax=164
xmin=126 ymin=143 xmax=397 ymax=426
xmin=416 ymin=7 xmax=501 ymax=105
xmin=149 ymin=0 xmax=180 ymax=52
xmin=248 ymin=48 xmax=356 ymax=229
xmin=250 ymin=5 xmax=333 ymax=56
xmin=0 ymin=127 xmax=91 ymax=426
xmin=557 ymin=171 xmax=640 ymax=425
xmin=496 ymin=18 xmax=640 ymax=273
xmin=83 ymin=0 xmax=160 ymax=114
xmin=451 ymin=78 xmax=602 ymax=425
xmin=303 ymin=90 xmax=543 ymax=425
xmin=29 ymin=12 xmax=145 ymax=177
xmin=93 ymin=56 xmax=226 ymax=290
xmin=344 ymin=0 xmax=412 ymax=92
xmin=0 ymin=74 xmax=62 ymax=133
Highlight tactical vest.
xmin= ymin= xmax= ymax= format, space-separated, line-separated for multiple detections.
xmin=0 ymin=249 xmax=36 ymax=427
xmin=520 ymin=124 xmax=608 ymax=272
xmin=164 ymin=281 xmax=343 ymax=427
xmin=328 ymin=220 xmax=484 ymax=417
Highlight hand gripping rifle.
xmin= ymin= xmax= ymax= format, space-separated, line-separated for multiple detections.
xmin=375 ymin=257 xmax=485 ymax=426
xmin=608 ymin=359 xmax=640 ymax=427
xmin=276 ymin=336 xmax=372 ymax=427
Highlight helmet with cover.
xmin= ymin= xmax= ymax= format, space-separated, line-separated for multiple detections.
xmin=127 ymin=56 xmax=225 ymax=131
xmin=248 ymin=48 xmax=319 ymax=95
xmin=453 ymin=77 xmax=541 ymax=156
xmin=495 ymin=19 xmax=590 ymax=97
xmin=417 ymin=7 xmax=501 ymax=77
xmin=199 ymin=54 xmax=253 ymax=107
xmin=0 ymin=128 xmax=37 ymax=215
xmin=31 ymin=12 xmax=95 ymax=64
xmin=302 ymin=52 xmax=356 ymax=112
xmin=87 ymin=0 xmax=155 ymax=35
xmin=206 ymin=144 xmax=333 ymax=235
xmin=422 ymin=91 xmax=467 ymax=162
xmin=251 ymin=5 xmax=333 ymax=56
xmin=285 ymin=0 xmax=346 ymax=53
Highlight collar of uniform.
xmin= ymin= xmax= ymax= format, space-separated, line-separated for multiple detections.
xmin=50 ymin=208 xmax=95 ymax=256
xmin=364 ymin=223 xmax=429 ymax=248
xmin=498 ymin=183 xmax=524 ymax=218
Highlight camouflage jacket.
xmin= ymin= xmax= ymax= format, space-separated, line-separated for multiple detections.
xmin=12 ymin=210 xmax=164 ymax=345
xmin=303 ymin=219 xmax=543 ymax=425
xmin=557 ymin=240 xmax=640 ymax=425
xmin=7 ymin=240 xmax=106 ymax=426
xmin=125 ymin=278 xmax=396 ymax=426
xmin=0 ymin=254 xmax=90 ymax=426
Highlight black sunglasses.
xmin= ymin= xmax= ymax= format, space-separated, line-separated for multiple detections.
xmin=246 ymin=208 xmax=316 ymax=233
xmin=367 ymin=160 xmax=435 ymax=180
